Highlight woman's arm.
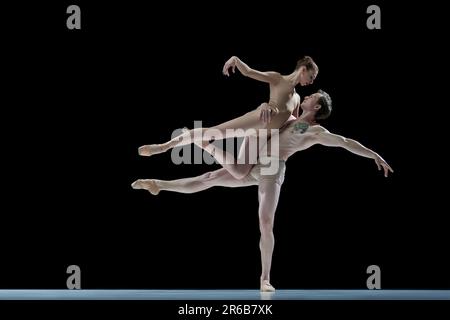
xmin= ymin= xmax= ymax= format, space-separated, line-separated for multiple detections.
xmin=292 ymin=100 xmax=301 ymax=119
xmin=223 ymin=56 xmax=280 ymax=84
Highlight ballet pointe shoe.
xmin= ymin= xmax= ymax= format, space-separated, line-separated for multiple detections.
xmin=138 ymin=144 xmax=166 ymax=157
xmin=260 ymin=280 xmax=276 ymax=292
xmin=131 ymin=179 xmax=160 ymax=195
xmin=138 ymin=133 xmax=186 ymax=157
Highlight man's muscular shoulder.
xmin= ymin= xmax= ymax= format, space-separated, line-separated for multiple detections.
xmin=309 ymin=125 xmax=328 ymax=134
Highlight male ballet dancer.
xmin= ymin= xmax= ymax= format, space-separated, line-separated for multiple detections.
xmin=132 ymin=90 xmax=393 ymax=291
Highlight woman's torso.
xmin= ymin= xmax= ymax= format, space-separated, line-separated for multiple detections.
xmin=268 ymin=76 xmax=300 ymax=113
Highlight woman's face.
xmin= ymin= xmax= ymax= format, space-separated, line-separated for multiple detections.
xmin=299 ymin=67 xmax=317 ymax=86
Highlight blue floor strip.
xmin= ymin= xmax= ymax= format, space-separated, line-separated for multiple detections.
xmin=0 ymin=289 xmax=449 ymax=300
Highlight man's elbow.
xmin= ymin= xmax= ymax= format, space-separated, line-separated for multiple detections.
xmin=332 ymin=137 xmax=349 ymax=148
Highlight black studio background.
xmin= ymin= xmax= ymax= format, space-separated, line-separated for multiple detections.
xmin=1 ymin=0 xmax=449 ymax=292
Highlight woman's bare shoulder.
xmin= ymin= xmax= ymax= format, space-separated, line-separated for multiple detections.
xmin=267 ymin=72 xmax=283 ymax=83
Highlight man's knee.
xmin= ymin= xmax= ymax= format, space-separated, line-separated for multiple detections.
xmin=259 ymin=216 xmax=274 ymax=232
xmin=201 ymin=170 xmax=222 ymax=182
xmin=201 ymin=171 xmax=214 ymax=180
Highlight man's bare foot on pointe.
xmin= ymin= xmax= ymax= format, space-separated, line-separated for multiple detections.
xmin=131 ymin=179 xmax=160 ymax=195
xmin=260 ymin=280 xmax=276 ymax=292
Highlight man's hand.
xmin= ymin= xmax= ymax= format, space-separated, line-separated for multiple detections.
xmin=259 ymin=103 xmax=279 ymax=124
xmin=374 ymin=155 xmax=394 ymax=177
xmin=222 ymin=56 xmax=237 ymax=76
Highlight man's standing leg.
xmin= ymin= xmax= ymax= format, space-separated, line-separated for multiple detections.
xmin=257 ymin=170 xmax=284 ymax=292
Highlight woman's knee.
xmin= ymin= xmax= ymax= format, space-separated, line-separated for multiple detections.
xmin=204 ymin=127 xmax=232 ymax=142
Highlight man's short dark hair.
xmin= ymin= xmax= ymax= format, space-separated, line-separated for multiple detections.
xmin=315 ymin=90 xmax=332 ymax=120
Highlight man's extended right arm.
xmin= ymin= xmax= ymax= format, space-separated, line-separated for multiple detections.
xmin=314 ymin=128 xmax=394 ymax=177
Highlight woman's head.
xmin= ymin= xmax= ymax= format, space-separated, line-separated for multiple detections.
xmin=295 ymin=56 xmax=319 ymax=86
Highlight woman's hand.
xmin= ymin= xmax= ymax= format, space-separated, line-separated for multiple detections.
xmin=259 ymin=103 xmax=279 ymax=124
xmin=222 ymin=56 xmax=237 ymax=76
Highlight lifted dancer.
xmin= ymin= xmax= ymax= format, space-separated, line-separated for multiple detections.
xmin=138 ymin=55 xmax=320 ymax=173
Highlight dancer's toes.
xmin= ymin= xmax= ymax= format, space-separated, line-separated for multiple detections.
xmin=260 ymin=280 xmax=276 ymax=292
xmin=131 ymin=180 xmax=143 ymax=189
xmin=138 ymin=144 xmax=165 ymax=157
xmin=131 ymin=179 xmax=160 ymax=195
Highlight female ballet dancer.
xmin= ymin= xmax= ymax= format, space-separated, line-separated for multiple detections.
xmin=138 ymin=56 xmax=319 ymax=171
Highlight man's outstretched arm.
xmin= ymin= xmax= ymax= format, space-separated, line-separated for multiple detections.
xmin=314 ymin=128 xmax=394 ymax=177
xmin=222 ymin=56 xmax=280 ymax=84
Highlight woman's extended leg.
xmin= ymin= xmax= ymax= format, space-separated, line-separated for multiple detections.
xmin=138 ymin=109 xmax=262 ymax=157
xmin=131 ymin=168 xmax=257 ymax=195
xmin=139 ymin=106 xmax=289 ymax=157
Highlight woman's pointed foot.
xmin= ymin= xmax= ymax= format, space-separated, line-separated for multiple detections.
xmin=138 ymin=144 xmax=166 ymax=157
xmin=131 ymin=179 xmax=160 ymax=195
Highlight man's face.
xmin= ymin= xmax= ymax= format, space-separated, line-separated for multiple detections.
xmin=301 ymin=93 xmax=321 ymax=111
